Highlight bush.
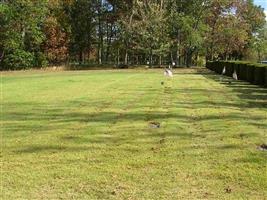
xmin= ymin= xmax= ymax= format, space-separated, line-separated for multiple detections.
xmin=3 ymin=50 xmax=34 ymax=70
xmin=34 ymin=52 xmax=48 ymax=68
xmin=117 ymin=64 xmax=129 ymax=69
xmin=206 ymin=61 xmax=267 ymax=87
xmin=196 ymin=57 xmax=206 ymax=67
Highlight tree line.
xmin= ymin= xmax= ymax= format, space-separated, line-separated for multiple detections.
xmin=0 ymin=0 xmax=266 ymax=70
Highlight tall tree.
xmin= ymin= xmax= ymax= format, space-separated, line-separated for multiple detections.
xmin=43 ymin=0 xmax=69 ymax=64
xmin=67 ymin=0 xmax=96 ymax=63
xmin=1 ymin=0 xmax=48 ymax=69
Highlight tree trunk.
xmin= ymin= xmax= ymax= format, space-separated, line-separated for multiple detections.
xmin=124 ymin=50 xmax=128 ymax=65
xmin=149 ymin=49 xmax=152 ymax=67
xmin=79 ymin=50 xmax=83 ymax=64
xmin=97 ymin=0 xmax=103 ymax=65
xmin=0 ymin=51 xmax=4 ymax=63
xmin=117 ymin=48 xmax=120 ymax=65
xmin=257 ymin=49 xmax=261 ymax=62
xmin=106 ymin=23 xmax=113 ymax=62
xmin=123 ymin=5 xmax=134 ymax=66
xmin=160 ymin=0 xmax=164 ymax=10
xmin=171 ymin=51 xmax=173 ymax=65
xmin=186 ymin=49 xmax=193 ymax=67
xmin=98 ymin=47 xmax=102 ymax=64
xmin=82 ymin=52 xmax=85 ymax=63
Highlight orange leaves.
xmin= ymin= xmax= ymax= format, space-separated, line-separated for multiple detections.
xmin=43 ymin=17 xmax=69 ymax=64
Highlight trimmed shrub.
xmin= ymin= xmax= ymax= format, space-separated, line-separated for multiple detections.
xmin=246 ymin=64 xmax=255 ymax=84
xmin=234 ymin=63 xmax=240 ymax=78
xmin=254 ymin=65 xmax=265 ymax=85
xmin=206 ymin=61 xmax=267 ymax=87
xmin=217 ymin=61 xmax=224 ymax=74
xmin=239 ymin=63 xmax=248 ymax=80
xmin=226 ymin=62 xmax=234 ymax=76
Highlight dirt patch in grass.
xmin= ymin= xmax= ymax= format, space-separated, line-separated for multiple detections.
xmin=149 ymin=121 xmax=161 ymax=128
xmin=257 ymin=144 xmax=267 ymax=151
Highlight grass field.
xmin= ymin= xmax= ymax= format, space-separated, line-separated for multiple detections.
xmin=1 ymin=68 xmax=267 ymax=199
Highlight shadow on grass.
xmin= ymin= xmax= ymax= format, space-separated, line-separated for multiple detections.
xmin=3 ymin=104 xmax=265 ymax=154
xmin=15 ymin=145 xmax=94 ymax=154
xmin=3 ymin=69 xmax=267 ymax=154
xmin=4 ymin=107 xmax=266 ymax=127
xmin=201 ymin=72 xmax=267 ymax=108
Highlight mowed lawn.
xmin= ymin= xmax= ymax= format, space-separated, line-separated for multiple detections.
xmin=1 ymin=68 xmax=267 ymax=199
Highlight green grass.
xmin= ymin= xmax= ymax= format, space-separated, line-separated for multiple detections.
xmin=1 ymin=68 xmax=267 ymax=199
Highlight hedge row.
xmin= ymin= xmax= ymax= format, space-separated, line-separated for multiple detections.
xmin=206 ymin=61 xmax=267 ymax=87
